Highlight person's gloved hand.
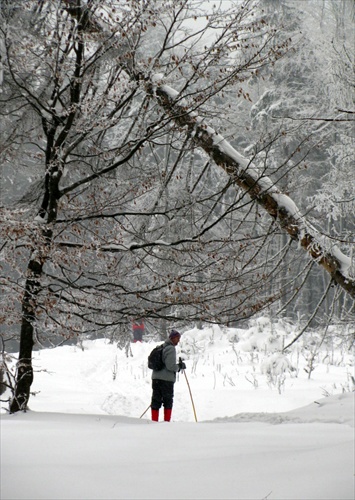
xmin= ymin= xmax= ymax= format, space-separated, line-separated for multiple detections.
xmin=178 ymin=357 xmax=186 ymax=371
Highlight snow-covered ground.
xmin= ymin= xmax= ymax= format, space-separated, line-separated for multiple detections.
xmin=1 ymin=321 xmax=354 ymax=500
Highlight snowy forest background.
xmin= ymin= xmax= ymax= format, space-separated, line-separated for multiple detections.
xmin=0 ymin=0 xmax=354 ymax=413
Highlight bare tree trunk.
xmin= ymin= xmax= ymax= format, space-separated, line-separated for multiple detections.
xmin=7 ymin=3 xmax=83 ymax=411
xmin=9 ymin=222 xmax=56 ymax=412
xmin=9 ymin=258 xmax=40 ymax=412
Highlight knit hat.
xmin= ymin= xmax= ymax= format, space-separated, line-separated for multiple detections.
xmin=169 ymin=329 xmax=181 ymax=339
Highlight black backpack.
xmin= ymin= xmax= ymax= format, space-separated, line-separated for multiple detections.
xmin=148 ymin=344 xmax=165 ymax=371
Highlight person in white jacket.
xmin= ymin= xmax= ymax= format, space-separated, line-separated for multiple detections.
xmin=151 ymin=329 xmax=186 ymax=422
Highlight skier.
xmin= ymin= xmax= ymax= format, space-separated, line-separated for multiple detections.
xmin=151 ymin=329 xmax=186 ymax=422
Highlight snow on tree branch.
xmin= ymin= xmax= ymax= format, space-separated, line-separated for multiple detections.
xmin=147 ymin=78 xmax=355 ymax=299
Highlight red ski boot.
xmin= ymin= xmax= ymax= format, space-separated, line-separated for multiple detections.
xmin=164 ymin=408 xmax=172 ymax=422
xmin=151 ymin=409 xmax=159 ymax=422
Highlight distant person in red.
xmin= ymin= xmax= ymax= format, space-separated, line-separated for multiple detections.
xmin=132 ymin=320 xmax=144 ymax=342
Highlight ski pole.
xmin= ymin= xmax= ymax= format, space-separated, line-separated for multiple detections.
xmin=183 ymin=370 xmax=198 ymax=422
xmin=139 ymin=404 xmax=151 ymax=419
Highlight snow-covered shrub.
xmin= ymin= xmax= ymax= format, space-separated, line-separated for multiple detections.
xmin=261 ymin=353 xmax=296 ymax=394
xmin=238 ymin=316 xmax=286 ymax=353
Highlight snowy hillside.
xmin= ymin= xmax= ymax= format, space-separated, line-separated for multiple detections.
xmin=1 ymin=319 xmax=354 ymax=500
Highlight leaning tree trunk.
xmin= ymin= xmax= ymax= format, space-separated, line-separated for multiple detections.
xmin=147 ymin=81 xmax=355 ymax=299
